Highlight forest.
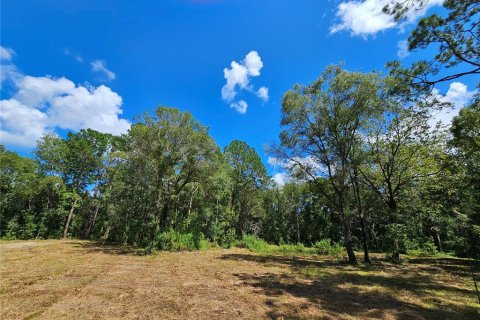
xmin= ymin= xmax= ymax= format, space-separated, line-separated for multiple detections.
xmin=1 ymin=0 xmax=479 ymax=267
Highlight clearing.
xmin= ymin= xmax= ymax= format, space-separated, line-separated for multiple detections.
xmin=0 ymin=240 xmax=479 ymax=319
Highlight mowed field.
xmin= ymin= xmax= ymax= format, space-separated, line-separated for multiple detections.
xmin=0 ymin=240 xmax=479 ymax=320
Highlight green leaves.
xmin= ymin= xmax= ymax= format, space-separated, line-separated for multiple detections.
xmin=387 ymin=0 xmax=480 ymax=91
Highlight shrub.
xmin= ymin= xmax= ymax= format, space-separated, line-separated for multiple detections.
xmin=314 ymin=239 xmax=344 ymax=257
xmin=237 ymin=235 xmax=270 ymax=252
xmin=407 ymin=241 xmax=438 ymax=256
xmin=156 ymin=230 xmax=209 ymax=251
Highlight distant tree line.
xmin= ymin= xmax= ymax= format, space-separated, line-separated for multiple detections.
xmin=0 ymin=0 xmax=478 ymax=262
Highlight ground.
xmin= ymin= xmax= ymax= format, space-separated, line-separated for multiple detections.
xmin=0 ymin=240 xmax=479 ymax=320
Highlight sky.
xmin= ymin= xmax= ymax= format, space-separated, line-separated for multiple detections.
xmin=0 ymin=0 xmax=478 ymax=183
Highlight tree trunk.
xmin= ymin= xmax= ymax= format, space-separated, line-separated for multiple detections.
xmin=392 ymin=237 xmax=400 ymax=262
xmin=85 ymin=203 xmax=100 ymax=238
xmin=187 ymin=185 xmax=199 ymax=217
xmin=360 ymin=213 xmax=370 ymax=263
xmin=296 ymin=213 xmax=301 ymax=243
xmin=342 ymin=215 xmax=357 ymax=263
xmin=160 ymin=202 xmax=169 ymax=231
xmin=63 ymin=198 xmax=78 ymax=239
xmin=388 ymin=200 xmax=401 ymax=262
xmin=433 ymin=229 xmax=442 ymax=252
xmin=351 ymin=169 xmax=370 ymax=263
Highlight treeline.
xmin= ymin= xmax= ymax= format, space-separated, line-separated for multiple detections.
xmin=1 ymin=0 xmax=478 ymax=262
xmin=1 ymin=88 xmax=478 ymax=261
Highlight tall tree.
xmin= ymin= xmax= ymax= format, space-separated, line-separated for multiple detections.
xmin=225 ymin=140 xmax=268 ymax=237
xmin=275 ymin=65 xmax=382 ymax=263
xmin=358 ymin=81 xmax=443 ymax=260
xmin=106 ymin=107 xmax=218 ymax=246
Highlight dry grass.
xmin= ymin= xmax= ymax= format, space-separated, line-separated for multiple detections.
xmin=0 ymin=240 xmax=479 ymax=319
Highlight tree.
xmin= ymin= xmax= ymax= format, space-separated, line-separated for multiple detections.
xmin=449 ymin=101 xmax=480 ymax=257
xmin=224 ymin=140 xmax=268 ymax=237
xmin=358 ymin=82 xmax=443 ymax=260
xmin=0 ymin=146 xmax=68 ymax=239
xmin=275 ymin=65 xmax=382 ymax=263
xmin=106 ymin=107 xmax=218 ymax=246
xmin=386 ymin=0 xmax=479 ymax=92
xmin=35 ymin=130 xmax=116 ymax=238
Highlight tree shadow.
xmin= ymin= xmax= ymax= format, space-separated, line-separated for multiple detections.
xmin=221 ymin=253 xmax=480 ymax=319
xmin=72 ymin=241 xmax=145 ymax=256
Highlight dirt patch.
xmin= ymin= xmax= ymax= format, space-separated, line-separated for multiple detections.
xmin=1 ymin=240 xmax=479 ymax=319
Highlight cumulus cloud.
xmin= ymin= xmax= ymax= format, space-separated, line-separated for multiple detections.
xmin=221 ymin=51 xmax=269 ymax=113
xmin=230 ymin=100 xmax=248 ymax=114
xmin=0 ymin=50 xmax=130 ymax=148
xmin=257 ymin=86 xmax=269 ymax=102
xmin=330 ymin=0 xmax=444 ymax=38
xmin=0 ymin=99 xmax=48 ymax=148
xmin=397 ymin=40 xmax=410 ymax=59
xmin=91 ymin=60 xmax=116 ymax=81
xmin=430 ymin=82 xmax=477 ymax=127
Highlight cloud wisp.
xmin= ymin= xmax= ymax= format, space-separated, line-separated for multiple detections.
xmin=91 ymin=60 xmax=116 ymax=81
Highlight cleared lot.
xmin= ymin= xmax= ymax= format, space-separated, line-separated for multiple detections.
xmin=0 ymin=240 xmax=479 ymax=319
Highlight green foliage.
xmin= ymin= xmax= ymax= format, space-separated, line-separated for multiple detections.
xmin=386 ymin=0 xmax=479 ymax=91
xmin=237 ymin=235 xmax=270 ymax=253
xmin=407 ymin=241 xmax=438 ymax=257
xmin=313 ymin=239 xmax=344 ymax=257
xmin=155 ymin=229 xmax=209 ymax=251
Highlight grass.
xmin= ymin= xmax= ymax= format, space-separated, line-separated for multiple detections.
xmin=1 ymin=240 xmax=479 ymax=319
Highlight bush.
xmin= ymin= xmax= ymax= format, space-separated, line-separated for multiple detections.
xmin=155 ymin=230 xmax=209 ymax=251
xmin=237 ymin=235 xmax=270 ymax=252
xmin=313 ymin=239 xmax=343 ymax=257
xmin=407 ymin=241 xmax=438 ymax=256
xmin=218 ymin=228 xmax=237 ymax=248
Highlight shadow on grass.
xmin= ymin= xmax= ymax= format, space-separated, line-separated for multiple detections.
xmin=72 ymin=241 xmax=146 ymax=256
xmin=221 ymin=253 xmax=480 ymax=320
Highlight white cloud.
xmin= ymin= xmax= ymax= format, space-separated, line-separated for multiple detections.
xmin=222 ymin=51 xmax=263 ymax=101
xmin=272 ymin=172 xmax=289 ymax=186
xmin=268 ymin=156 xmax=323 ymax=185
xmin=91 ymin=60 xmax=116 ymax=81
xmin=330 ymin=0 xmax=444 ymax=38
xmin=430 ymin=82 xmax=477 ymax=127
xmin=221 ymin=51 xmax=269 ymax=113
xmin=0 ymin=46 xmax=15 ymax=61
xmin=257 ymin=86 xmax=269 ymax=102
xmin=230 ymin=100 xmax=248 ymax=114
xmin=268 ymin=156 xmax=283 ymax=168
xmin=0 ymin=99 xmax=48 ymax=148
xmin=397 ymin=40 xmax=410 ymax=59
xmin=0 ymin=53 xmax=130 ymax=148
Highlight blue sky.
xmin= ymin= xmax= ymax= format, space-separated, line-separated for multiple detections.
xmin=1 ymin=0 xmax=477 ymax=179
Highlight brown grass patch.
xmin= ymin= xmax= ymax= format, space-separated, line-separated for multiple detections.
xmin=1 ymin=240 xmax=479 ymax=319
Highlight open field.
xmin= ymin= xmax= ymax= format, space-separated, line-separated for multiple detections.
xmin=0 ymin=240 xmax=479 ymax=320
